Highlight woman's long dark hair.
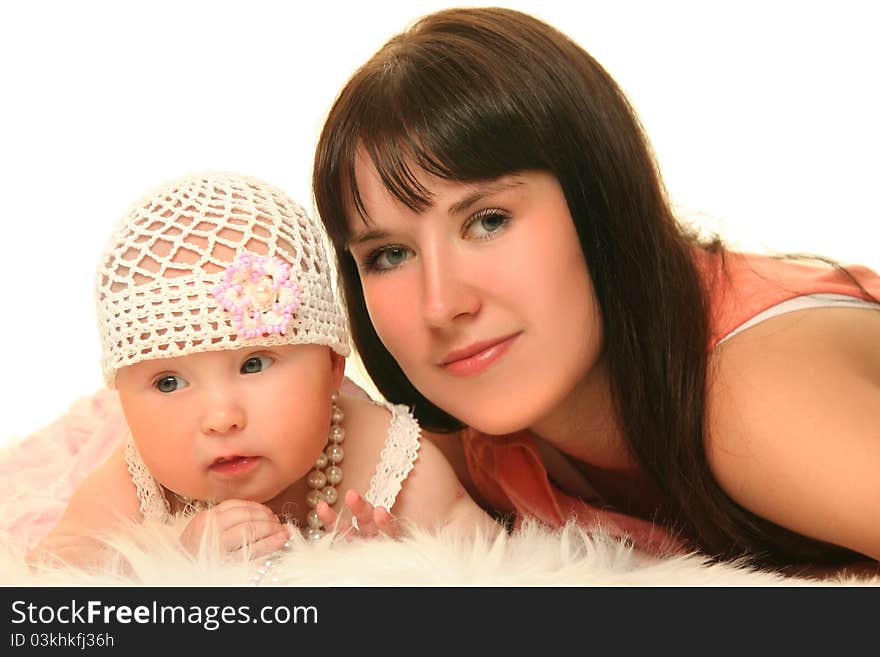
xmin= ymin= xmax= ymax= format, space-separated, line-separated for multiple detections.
xmin=313 ymin=7 xmax=864 ymax=568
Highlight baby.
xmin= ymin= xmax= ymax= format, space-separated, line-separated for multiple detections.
xmin=29 ymin=172 xmax=493 ymax=569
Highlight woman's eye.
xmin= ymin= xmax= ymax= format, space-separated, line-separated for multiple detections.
xmin=365 ymin=245 xmax=411 ymax=272
xmin=154 ymin=375 xmax=188 ymax=393
xmin=241 ymin=355 xmax=274 ymax=374
xmin=465 ymin=210 xmax=510 ymax=240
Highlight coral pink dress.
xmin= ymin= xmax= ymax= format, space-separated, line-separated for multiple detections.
xmin=461 ymin=250 xmax=880 ymax=555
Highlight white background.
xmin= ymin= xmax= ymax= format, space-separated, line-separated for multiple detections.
xmin=1 ymin=0 xmax=877 ymax=445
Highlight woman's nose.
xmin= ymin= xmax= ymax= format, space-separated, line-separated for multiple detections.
xmin=420 ymin=250 xmax=481 ymax=327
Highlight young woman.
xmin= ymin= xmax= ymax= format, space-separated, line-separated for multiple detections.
xmin=312 ymin=7 xmax=880 ymax=571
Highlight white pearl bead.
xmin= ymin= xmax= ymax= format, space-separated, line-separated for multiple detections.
xmin=326 ymin=465 xmax=343 ymax=485
xmin=329 ymin=426 xmax=345 ymax=443
xmin=306 ymin=469 xmax=327 ymax=489
xmin=315 ymin=452 xmax=328 ymax=469
xmin=306 ymin=510 xmax=323 ymax=529
xmin=306 ymin=489 xmax=322 ymax=508
xmin=331 ymin=407 xmax=344 ymax=424
xmin=326 ymin=444 xmax=344 ymax=464
xmin=304 ymin=527 xmax=324 ymax=541
xmin=322 ymin=486 xmax=338 ymax=505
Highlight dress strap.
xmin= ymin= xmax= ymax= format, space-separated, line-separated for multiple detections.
xmin=123 ymin=432 xmax=171 ymax=523
xmin=363 ymin=401 xmax=422 ymax=511
xmin=717 ymin=293 xmax=879 ymax=346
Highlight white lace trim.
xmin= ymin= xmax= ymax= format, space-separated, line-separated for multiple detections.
xmin=364 ymin=402 xmax=422 ymax=511
xmin=123 ymin=401 xmax=421 ymax=523
xmin=123 ymin=433 xmax=171 ymax=523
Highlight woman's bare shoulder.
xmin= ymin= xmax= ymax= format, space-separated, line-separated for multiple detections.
xmin=707 ymin=306 xmax=880 ymax=440
xmin=705 ymin=306 xmax=880 ymax=559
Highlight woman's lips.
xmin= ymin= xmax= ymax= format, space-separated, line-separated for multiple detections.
xmin=440 ymin=333 xmax=520 ymax=377
xmin=209 ymin=455 xmax=260 ymax=476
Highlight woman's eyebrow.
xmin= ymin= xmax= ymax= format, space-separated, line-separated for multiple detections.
xmin=347 ymin=228 xmax=391 ymax=250
xmin=446 ymin=179 xmax=523 ymax=216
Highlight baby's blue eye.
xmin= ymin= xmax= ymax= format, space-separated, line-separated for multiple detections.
xmin=241 ymin=355 xmax=274 ymax=374
xmin=155 ymin=375 xmax=188 ymax=393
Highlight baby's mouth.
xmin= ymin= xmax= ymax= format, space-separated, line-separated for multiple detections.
xmin=209 ymin=455 xmax=259 ymax=474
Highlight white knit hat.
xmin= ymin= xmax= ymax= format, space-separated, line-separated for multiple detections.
xmin=95 ymin=172 xmax=350 ymax=387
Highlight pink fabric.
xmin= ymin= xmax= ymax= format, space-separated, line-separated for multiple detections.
xmin=0 ymin=389 xmax=126 ymax=551
xmin=462 ymin=430 xmax=687 ymax=555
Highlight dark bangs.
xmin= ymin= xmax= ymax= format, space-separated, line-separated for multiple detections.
xmin=322 ymin=36 xmax=570 ymax=233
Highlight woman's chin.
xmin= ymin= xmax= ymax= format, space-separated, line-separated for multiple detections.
xmin=450 ymin=406 xmax=534 ymax=437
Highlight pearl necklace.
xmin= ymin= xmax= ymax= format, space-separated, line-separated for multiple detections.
xmin=250 ymin=396 xmax=344 ymax=586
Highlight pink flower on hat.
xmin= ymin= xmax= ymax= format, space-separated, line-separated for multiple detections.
xmin=212 ymin=252 xmax=302 ymax=339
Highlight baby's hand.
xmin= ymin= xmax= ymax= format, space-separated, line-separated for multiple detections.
xmin=179 ymin=499 xmax=290 ymax=559
xmin=316 ymin=489 xmax=399 ymax=539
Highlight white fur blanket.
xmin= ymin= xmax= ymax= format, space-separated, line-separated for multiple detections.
xmin=1 ymin=391 xmax=876 ymax=587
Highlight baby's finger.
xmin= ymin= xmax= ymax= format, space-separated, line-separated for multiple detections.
xmin=221 ymin=519 xmax=290 ymax=553
xmin=212 ymin=502 xmax=283 ymax=530
xmin=246 ymin=529 xmax=290 ymax=562
xmin=344 ymin=490 xmax=380 ymax=537
xmin=315 ymin=500 xmax=339 ymax=528
xmin=344 ymin=489 xmax=370 ymax=518
xmin=316 ymin=500 xmax=359 ymax=539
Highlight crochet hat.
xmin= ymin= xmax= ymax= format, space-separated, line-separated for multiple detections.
xmin=95 ymin=171 xmax=350 ymax=387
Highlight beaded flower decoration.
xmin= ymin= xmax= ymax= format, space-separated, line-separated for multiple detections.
xmin=213 ymin=252 xmax=302 ymax=338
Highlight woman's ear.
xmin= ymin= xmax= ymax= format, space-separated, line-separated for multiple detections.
xmin=330 ymin=350 xmax=346 ymax=391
